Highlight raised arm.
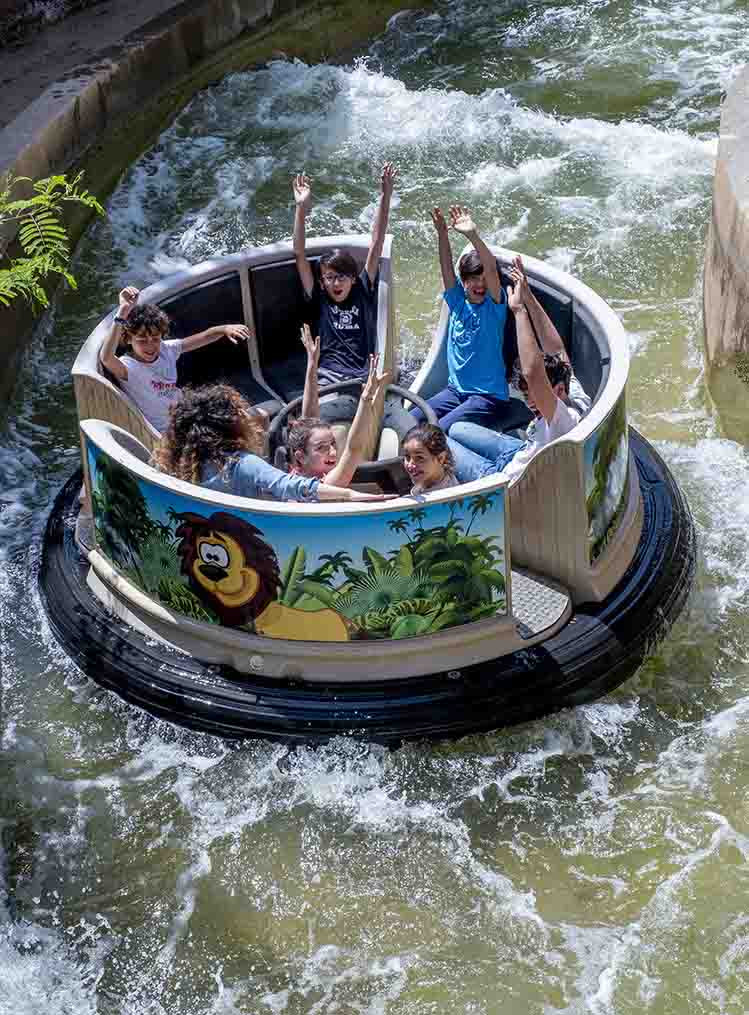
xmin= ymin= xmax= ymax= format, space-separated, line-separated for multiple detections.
xmin=325 ymin=355 xmax=390 ymax=488
xmin=300 ymin=324 xmax=320 ymax=419
xmin=292 ymin=173 xmax=315 ymax=297
xmin=364 ymin=162 xmax=398 ymax=284
xmin=181 ymin=323 xmax=250 ymax=354
xmin=99 ymin=285 xmax=139 ymax=381
xmin=449 ymin=205 xmax=501 ymax=302
xmin=241 ymin=450 xmax=393 ymax=502
xmin=508 ymin=271 xmax=558 ymax=423
xmin=431 ymin=207 xmax=456 ymax=291
xmin=511 ymin=255 xmax=568 ymax=362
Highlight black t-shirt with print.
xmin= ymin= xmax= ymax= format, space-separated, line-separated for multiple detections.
xmin=305 ymin=268 xmax=378 ymax=378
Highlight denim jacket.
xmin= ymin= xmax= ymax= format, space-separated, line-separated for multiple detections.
xmin=201 ymin=453 xmax=319 ymax=502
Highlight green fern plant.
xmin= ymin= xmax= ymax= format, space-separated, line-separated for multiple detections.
xmin=128 ymin=531 xmax=182 ymax=596
xmin=334 ymin=568 xmax=433 ymax=619
xmin=156 ymin=576 xmax=219 ymax=625
xmin=0 ymin=171 xmax=104 ymax=310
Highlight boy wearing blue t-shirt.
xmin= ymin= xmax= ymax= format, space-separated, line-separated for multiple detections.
xmin=411 ymin=206 xmax=518 ymax=432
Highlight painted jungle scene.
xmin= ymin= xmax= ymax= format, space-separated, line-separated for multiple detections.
xmin=585 ymin=393 xmax=630 ymax=563
xmin=87 ymin=442 xmax=508 ymax=643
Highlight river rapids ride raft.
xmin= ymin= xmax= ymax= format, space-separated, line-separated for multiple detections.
xmin=40 ymin=236 xmax=696 ymax=744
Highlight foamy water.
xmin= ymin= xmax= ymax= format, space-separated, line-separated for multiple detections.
xmin=2 ymin=1 xmax=749 ymax=1011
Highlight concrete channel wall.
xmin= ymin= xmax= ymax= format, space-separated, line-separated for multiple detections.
xmin=0 ymin=0 xmax=420 ymax=402
xmin=703 ymin=64 xmax=749 ymax=444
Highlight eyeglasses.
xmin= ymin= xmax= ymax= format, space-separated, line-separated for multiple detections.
xmin=321 ymin=272 xmax=353 ymax=285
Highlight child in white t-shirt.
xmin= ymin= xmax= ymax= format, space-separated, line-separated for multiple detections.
xmin=99 ymin=286 xmax=250 ymax=433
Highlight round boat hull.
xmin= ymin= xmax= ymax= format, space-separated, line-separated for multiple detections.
xmin=39 ymin=430 xmax=695 ymax=745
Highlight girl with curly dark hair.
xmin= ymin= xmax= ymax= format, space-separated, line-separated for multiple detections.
xmin=152 ymin=384 xmax=391 ymax=503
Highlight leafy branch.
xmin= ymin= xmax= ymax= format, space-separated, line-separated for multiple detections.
xmin=0 ymin=171 xmax=104 ymax=310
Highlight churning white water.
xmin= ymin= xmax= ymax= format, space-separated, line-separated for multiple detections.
xmin=2 ymin=1 xmax=749 ymax=1011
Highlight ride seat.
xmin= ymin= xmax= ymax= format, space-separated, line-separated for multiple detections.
xmin=109 ymin=427 xmax=152 ymax=463
xmin=377 ymin=426 xmax=400 ymax=461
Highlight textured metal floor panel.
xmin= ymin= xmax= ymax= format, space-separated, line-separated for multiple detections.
xmin=512 ymin=570 xmax=571 ymax=639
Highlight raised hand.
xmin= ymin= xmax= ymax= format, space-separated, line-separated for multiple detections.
xmin=222 ymin=324 xmax=252 ymax=345
xmin=380 ymin=162 xmax=399 ymax=198
xmin=300 ymin=323 xmax=320 ymax=369
xmin=449 ymin=205 xmax=476 ymax=235
xmin=293 ymin=173 xmax=312 ymax=212
xmin=252 ymin=405 xmax=270 ymax=430
xmin=430 ymin=206 xmax=448 ymax=234
xmin=507 ymin=276 xmax=524 ymax=313
xmin=510 ymin=255 xmax=531 ymax=306
xmin=361 ymin=354 xmax=391 ymax=405
xmin=117 ymin=286 xmax=139 ymax=318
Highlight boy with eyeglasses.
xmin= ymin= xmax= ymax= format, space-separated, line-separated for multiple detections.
xmin=292 ymin=164 xmax=398 ymax=423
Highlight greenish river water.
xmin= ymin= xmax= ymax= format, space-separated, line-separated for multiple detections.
xmin=3 ymin=2 xmax=749 ymax=1011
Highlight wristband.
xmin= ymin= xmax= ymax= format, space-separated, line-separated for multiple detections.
xmin=114 ymin=315 xmax=130 ymax=326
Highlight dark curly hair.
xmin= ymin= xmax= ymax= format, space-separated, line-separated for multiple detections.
xmin=402 ymin=423 xmax=455 ymax=473
xmin=123 ymin=303 xmax=170 ymax=337
xmin=151 ymin=384 xmax=266 ymax=484
xmin=515 ymin=353 xmax=572 ymax=395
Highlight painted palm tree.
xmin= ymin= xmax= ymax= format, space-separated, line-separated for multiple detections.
xmin=403 ymin=513 xmax=505 ymax=609
xmin=408 ymin=517 xmax=465 ymax=569
xmin=122 ymin=530 xmax=181 ymax=596
xmin=429 ymin=555 xmax=505 ymax=606
xmin=587 ymin=395 xmax=629 ymax=560
xmin=465 ymin=493 xmax=497 ymax=534
xmin=334 ymin=494 xmax=509 ymax=638
xmin=406 ymin=508 xmax=427 ymax=531
xmin=92 ymin=451 xmax=155 ymax=569
xmin=311 ymin=551 xmax=354 ymax=585
xmin=335 ymin=568 xmax=433 ymax=619
xmin=166 ymin=507 xmax=184 ymax=531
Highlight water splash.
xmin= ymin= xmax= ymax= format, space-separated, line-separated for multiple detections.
xmin=2 ymin=1 xmax=749 ymax=1011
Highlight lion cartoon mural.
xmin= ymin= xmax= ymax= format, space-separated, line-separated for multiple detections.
xmin=174 ymin=511 xmax=349 ymax=642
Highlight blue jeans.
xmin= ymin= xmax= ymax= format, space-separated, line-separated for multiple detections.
xmin=410 ymin=384 xmax=515 ymax=431
xmin=447 ymin=422 xmax=526 ymax=483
